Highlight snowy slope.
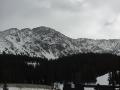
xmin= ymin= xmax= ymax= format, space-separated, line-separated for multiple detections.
xmin=1 ymin=26 xmax=120 ymax=59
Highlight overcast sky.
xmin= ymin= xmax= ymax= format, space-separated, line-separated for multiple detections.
xmin=1 ymin=0 xmax=120 ymax=39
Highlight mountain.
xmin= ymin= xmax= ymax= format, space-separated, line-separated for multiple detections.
xmin=1 ymin=26 xmax=120 ymax=59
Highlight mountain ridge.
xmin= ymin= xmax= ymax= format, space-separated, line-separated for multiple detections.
xmin=1 ymin=26 xmax=120 ymax=59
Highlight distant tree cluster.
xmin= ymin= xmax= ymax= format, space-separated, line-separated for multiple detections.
xmin=0 ymin=53 xmax=48 ymax=84
xmin=0 ymin=52 xmax=120 ymax=85
xmin=51 ymin=53 xmax=120 ymax=84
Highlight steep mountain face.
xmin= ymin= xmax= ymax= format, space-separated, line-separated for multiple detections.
xmin=76 ymin=38 xmax=120 ymax=54
xmin=1 ymin=26 xmax=120 ymax=59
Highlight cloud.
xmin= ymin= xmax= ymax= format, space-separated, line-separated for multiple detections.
xmin=0 ymin=0 xmax=120 ymax=39
xmin=102 ymin=14 xmax=120 ymax=39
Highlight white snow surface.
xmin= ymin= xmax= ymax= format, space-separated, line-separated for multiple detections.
xmin=96 ymin=73 xmax=109 ymax=85
xmin=0 ymin=84 xmax=52 ymax=90
xmin=0 ymin=87 xmax=50 ymax=90
xmin=84 ymin=88 xmax=94 ymax=90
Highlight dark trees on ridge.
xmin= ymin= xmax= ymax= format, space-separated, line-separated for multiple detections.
xmin=0 ymin=53 xmax=120 ymax=85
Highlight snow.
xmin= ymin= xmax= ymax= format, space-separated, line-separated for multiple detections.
xmin=9 ymin=87 xmax=50 ymax=90
xmin=0 ymin=87 xmax=50 ymax=90
xmin=96 ymin=73 xmax=109 ymax=85
xmin=82 ymin=73 xmax=109 ymax=90
xmin=1 ymin=27 xmax=120 ymax=59
xmin=41 ymin=50 xmax=57 ymax=60
xmin=84 ymin=88 xmax=94 ymax=90
xmin=1 ymin=87 xmax=94 ymax=90
xmin=0 ymin=84 xmax=52 ymax=90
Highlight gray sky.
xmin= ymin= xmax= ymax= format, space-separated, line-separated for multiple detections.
xmin=1 ymin=0 xmax=120 ymax=39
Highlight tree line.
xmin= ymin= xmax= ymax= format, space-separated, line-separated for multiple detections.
xmin=0 ymin=52 xmax=120 ymax=85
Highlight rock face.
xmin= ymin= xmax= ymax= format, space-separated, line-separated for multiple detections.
xmin=1 ymin=26 xmax=120 ymax=59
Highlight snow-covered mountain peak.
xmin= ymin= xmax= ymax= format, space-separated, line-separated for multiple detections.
xmin=0 ymin=26 xmax=120 ymax=59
